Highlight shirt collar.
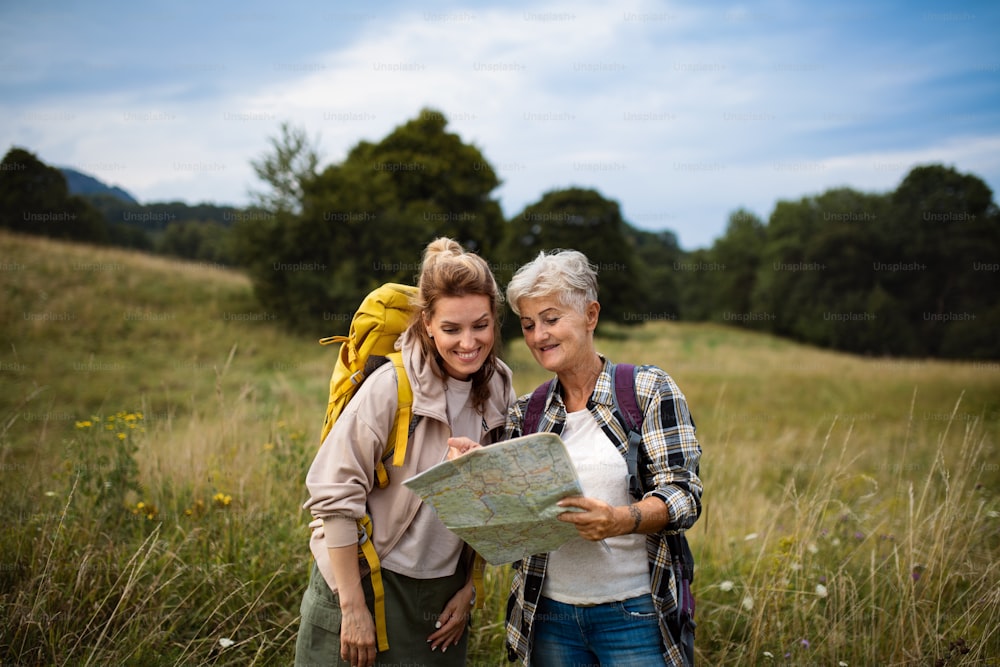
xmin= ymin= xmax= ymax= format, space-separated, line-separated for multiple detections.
xmin=552 ymin=354 xmax=616 ymax=409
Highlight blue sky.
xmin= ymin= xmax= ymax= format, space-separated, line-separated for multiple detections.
xmin=2 ymin=0 xmax=998 ymax=250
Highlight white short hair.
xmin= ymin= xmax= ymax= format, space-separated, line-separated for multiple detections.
xmin=506 ymin=249 xmax=598 ymax=315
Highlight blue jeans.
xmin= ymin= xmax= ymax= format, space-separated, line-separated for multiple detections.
xmin=531 ymin=594 xmax=666 ymax=667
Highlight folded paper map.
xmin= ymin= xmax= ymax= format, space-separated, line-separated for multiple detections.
xmin=403 ymin=432 xmax=583 ymax=565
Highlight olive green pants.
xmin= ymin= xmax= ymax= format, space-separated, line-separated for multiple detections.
xmin=295 ymin=561 xmax=469 ymax=667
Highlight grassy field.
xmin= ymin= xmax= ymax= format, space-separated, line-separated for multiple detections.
xmin=1 ymin=230 xmax=998 ymax=665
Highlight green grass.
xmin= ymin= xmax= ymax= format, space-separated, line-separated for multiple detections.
xmin=2 ymin=230 xmax=998 ymax=665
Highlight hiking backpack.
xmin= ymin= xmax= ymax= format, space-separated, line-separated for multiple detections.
xmin=317 ymin=282 xmax=417 ymax=652
xmin=319 ymin=282 xmax=418 ymax=488
xmin=522 ymin=362 xmax=697 ymax=666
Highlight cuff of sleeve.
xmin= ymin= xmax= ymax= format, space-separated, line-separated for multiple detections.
xmin=323 ymin=516 xmax=359 ymax=549
xmin=649 ymin=490 xmax=670 ymax=505
xmin=648 ymin=490 xmax=692 ymax=529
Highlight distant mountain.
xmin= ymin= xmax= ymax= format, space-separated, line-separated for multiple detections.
xmin=59 ymin=167 xmax=139 ymax=205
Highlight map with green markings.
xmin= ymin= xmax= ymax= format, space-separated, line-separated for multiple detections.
xmin=403 ymin=432 xmax=583 ymax=565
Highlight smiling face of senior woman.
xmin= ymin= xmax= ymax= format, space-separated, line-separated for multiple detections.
xmin=516 ymin=294 xmax=600 ymax=376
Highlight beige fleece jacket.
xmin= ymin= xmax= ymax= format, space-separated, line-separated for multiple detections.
xmin=303 ymin=330 xmax=515 ymax=593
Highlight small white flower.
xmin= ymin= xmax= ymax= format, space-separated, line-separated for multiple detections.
xmin=219 ymin=638 xmax=235 ymax=649
xmin=807 ymin=542 xmax=818 ymax=554
xmin=831 ymin=537 xmax=841 ymax=546
xmin=44 ymin=491 xmax=57 ymax=497
xmin=742 ymin=595 xmax=754 ymax=611
xmin=744 ymin=532 xmax=759 ymax=541
xmin=790 ymin=562 xmax=802 ymax=571
xmin=719 ymin=580 xmax=734 ymax=592
xmin=839 ymin=662 xmax=849 ymax=666
xmin=763 ymin=651 xmax=774 ymax=658
xmin=815 ymin=584 xmax=829 ymax=598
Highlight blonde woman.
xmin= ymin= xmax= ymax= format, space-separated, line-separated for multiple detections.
xmin=295 ymin=238 xmax=515 ymax=667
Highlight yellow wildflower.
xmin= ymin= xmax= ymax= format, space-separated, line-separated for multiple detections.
xmin=184 ymin=498 xmax=206 ymax=518
xmin=131 ymin=500 xmax=159 ymax=520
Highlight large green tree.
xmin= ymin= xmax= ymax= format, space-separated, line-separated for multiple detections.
xmin=752 ymin=188 xmax=892 ymax=353
xmin=744 ymin=167 xmax=998 ymax=358
xmin=0 ymin=147 xmax=108 ymax=243
xmin=628 ymin=227 xmax=684 ymax=320
xmin=878 ymin=164 xmax=999 ymax=357
xmin=248 ymin=122 xmax=321 ymax=216
xmin=678 ymin=208 xmax=766 ymax=325
xmin=239 ymin=109 xmax=506 ymax=333
xmin=501 ymin=187 xmax=647 ymax=329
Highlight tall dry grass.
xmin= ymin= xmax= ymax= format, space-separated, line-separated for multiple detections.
xmin=2 ymin=231 xmax=998 ymax=664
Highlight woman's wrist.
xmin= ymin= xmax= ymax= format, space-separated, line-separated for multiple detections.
xmin=627 ymin=504 xmax=643 ymax=533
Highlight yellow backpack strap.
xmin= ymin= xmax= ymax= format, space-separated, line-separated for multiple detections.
xmin=373 ymin=461 xmax=390 ymax=490
xmin=356 ymin=515 xmax=389 ymax=652
xmin=370 ymin=352 xmax=413 ymax=489
xmin=471 ymin=553 xmax=485 ymax=610
xmin=386 ymin=351 xmax=412 ymax=468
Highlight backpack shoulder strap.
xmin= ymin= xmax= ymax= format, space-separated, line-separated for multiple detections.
xmin=385 ymin=351 xmax=412 ymax=467
xmin=611 ymin=363 xmax=642 ymax=431
xmin=522 ymin=380 xmax=554 ymax=434
xmin=610 ymin=363 xmax=645 ymax=501
xmin=372 ymin=351 xmax=412 ymax=489
xmin=356 ymin=515 xmax=389 ymax=651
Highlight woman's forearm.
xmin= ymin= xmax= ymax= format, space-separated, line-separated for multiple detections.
xmin=618 ymin=495 xmax=670 ymax=535
xmin=328 ymin=545 xmax=367 ymax=609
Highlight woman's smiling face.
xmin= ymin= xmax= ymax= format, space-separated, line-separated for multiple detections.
xmin=516 ymin=295 xmax=599 ymax=375
xmin=423 ymin=294 xmax=495 ymax=379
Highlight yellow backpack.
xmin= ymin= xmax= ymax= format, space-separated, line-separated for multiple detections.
xmin=318 ymin=283 xmax=417 ymax=652
xmin=319 ymin=283 xmax=418 ymax=488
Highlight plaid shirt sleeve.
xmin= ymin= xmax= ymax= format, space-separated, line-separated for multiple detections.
xmin=502 ymin=395 xmax=527 ymax=441
xmin=634 ymin=364 xmax=702 ymax=529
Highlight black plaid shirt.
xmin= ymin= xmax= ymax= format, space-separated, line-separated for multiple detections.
xmin=502 ymin=357 xmax=702 ymax=666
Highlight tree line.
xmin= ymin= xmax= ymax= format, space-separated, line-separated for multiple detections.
xmin=2 ymin=107 xmax=997 ymax=359
xmin=0 ymin=147 xmax=241 ymax=264
xmin=683 ymin=168 xmax=999 ymax=358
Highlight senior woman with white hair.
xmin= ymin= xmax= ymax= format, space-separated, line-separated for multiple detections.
xmin=502 ymin=248 xmax=702 ymax=667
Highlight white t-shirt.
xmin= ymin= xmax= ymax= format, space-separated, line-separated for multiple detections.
xmin=381 ymin=376 xmax=475 ymax=578
xmin=542 ymin=408 xmax=651 ymax=604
